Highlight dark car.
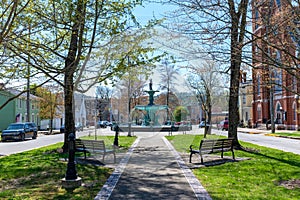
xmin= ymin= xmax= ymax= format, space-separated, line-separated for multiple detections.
xmin=1 ymin=122 xmax=38 ymax=142
xmin=60 ymin=125 xmax=65 ymax=133
xmin=218 ymin=120 xmax=229 ymax=131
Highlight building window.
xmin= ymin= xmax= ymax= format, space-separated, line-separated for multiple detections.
xmin=274 ymin=69 xmax=283 ymax=93
xmin=257 ymin=104 xmax=262 ymax=120
xmin=32 ymin=113 xmax=35 ymax=122
xmin=32 ymin=102 xmax=35 ymax=110
xmin=297 ymin=47 xmax=300 ymax=68
xmin=242 ymin=94 xmax=246 ymax=104
xmin=19 ymin=99 xmax=22 ymax=108
xmin=276 ymin=0 xmax=281 ymax=10
xmin=274 ymin=51 xmax=282 ymax=93
xmin=245 ymin=112 xmax=249 ymax=121
xmin=255 ymin=8 xmax=259 ymax=29
xmin=293 ymin=102 xmax=297 ymax=121
xmin=293 ymin=75 xmax=297 ymax=91
xmin=257 ymin=74 xmax=261 ymax=95
xmin=272 ymin=24 xmax=278 ymax=35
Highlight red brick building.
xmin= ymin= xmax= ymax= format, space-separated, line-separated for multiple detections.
xmin=252 ymin=0 xmax=300 ymax=130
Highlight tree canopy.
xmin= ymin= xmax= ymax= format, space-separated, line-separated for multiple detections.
xmin=1 ymin=0 xmax=163 ymax=150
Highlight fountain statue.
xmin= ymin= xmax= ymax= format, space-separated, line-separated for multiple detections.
xmin=129 ymin=79 xmax=171 ymax=130
xmin=145 ymin=79 xmax=159 ymax=106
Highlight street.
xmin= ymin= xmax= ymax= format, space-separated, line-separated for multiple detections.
xmin=0 ymin=125 xmax=299 ymax=156
xmin=0 ymin=128 xmax=96 ymax=156
xmin=213 ymin=128 xmax=300 ymax=155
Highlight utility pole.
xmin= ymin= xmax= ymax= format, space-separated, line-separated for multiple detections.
xmin=26 ymin=24 xmax=31 ymax=122
xmin=265 ymin=0 xmax=275 ymax=133
xmin=127 ymin=56 xmax=132 ymax=137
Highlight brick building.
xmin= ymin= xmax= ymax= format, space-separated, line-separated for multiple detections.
xmin=252 ymin=0 xmax=300 ymax=130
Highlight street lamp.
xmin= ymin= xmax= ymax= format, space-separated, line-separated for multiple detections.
xmin=94 ymin=94 xmax=98 ymax=140
xmin=61 ymin=133 xmax=81 ymax=191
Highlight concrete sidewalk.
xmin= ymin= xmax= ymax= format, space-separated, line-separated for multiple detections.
xmin=94 ymin=133 xmax=211 ymax=200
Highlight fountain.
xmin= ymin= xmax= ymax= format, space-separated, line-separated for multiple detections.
xmin=119 ymin=79 xmax=174 ymax=132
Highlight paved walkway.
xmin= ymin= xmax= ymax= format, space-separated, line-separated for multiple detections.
xmin=94 ymin=133 xmax=211 ymax=200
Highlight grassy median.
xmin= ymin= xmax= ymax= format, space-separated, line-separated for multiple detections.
xmin=266 ymin=132 xmax=300 ymax=139
xmin=0 ymin=136 xmax=136 ymax=200
xmin=166 ymin=134 xmax=300 ymax=200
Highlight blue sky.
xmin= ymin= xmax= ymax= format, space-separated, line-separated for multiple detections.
xmin=133 ymin=2 xmax=175 ymax=25
xmin=133 ymin=2 xmax=191 ymax=93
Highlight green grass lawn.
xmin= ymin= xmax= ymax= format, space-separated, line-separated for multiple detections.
xmin=0 ymin=136 xmax=136 ymax=200
xmin=166 ymin=134 xmax=300 ymax=200
xmin=269 ymin=132 xmax=300 ymax=138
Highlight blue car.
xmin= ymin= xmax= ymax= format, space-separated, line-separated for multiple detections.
xmin=199 ymin=121 xmax=210 ymax=128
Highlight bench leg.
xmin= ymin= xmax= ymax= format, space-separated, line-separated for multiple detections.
xmin=189 ymin=153 xmax=193 ymax=163
xmin=232 ymin=150 xmax=235 ymax=160
xmin=200 ymin=153 xmax=204 ymax=164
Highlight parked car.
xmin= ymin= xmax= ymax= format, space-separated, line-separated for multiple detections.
xmin=75 ymin=123 xmax=83 ymax=131
xmin=105 ymin=121 xmax=113 ymax=127
xmin=60 ymin=123 xmax=84 ymax=133
xmin=110 ymin=122 xmax=118 ymax=131
xmin=97 ymin=121 xmax=107 ymax=128
xmin=60 ymin=125 xmax=65 ymax=133
xmin=1 ymin=122 xmax=38 ymax=142
xmin=199 ymin=121 xmax=210 ymax=128
xmin=218 ymin=120 xmax=229 ymax=131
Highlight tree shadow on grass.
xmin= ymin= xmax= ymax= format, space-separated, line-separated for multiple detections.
xmin=240 ymin=146 xmax=300 ymax=167
xmin=76 ymin=157 xmax=104 ymax=166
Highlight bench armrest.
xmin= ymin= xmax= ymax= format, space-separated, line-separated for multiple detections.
xmin=190 ymin=145 xmax=197 ymax=151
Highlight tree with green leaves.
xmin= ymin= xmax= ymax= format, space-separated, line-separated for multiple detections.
xmin=1 ymin=0 xmax=162 ymax=151
xmin=34 ymin=86 xmax=63 ymax=134
xmin=173 ymin=105 xmax=189 ymax=122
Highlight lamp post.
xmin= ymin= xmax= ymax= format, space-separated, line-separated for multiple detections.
xmin=95 ymin=94 xmax=98 ymax=140
xmin=61 ymin=133 xmax=81 ymax=191
xmin=295 ymin=95 xmax=300 ymax=130
xmin=65 ymin=133 xmax=77 ymax=180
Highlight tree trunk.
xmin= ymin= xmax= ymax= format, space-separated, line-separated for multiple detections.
xmin=62 ymin=1 xmax=83 ymax=152
xmin=227 ymin=0 xmax=248 ymax=148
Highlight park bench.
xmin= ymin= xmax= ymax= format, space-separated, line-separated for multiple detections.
xmin=75 ymin=139 xmax=88 ymax=159
xmin=189 ymin=138 xmax=235 ymax=164
xmin=75 ymin=139 xmax=116 ymax=163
